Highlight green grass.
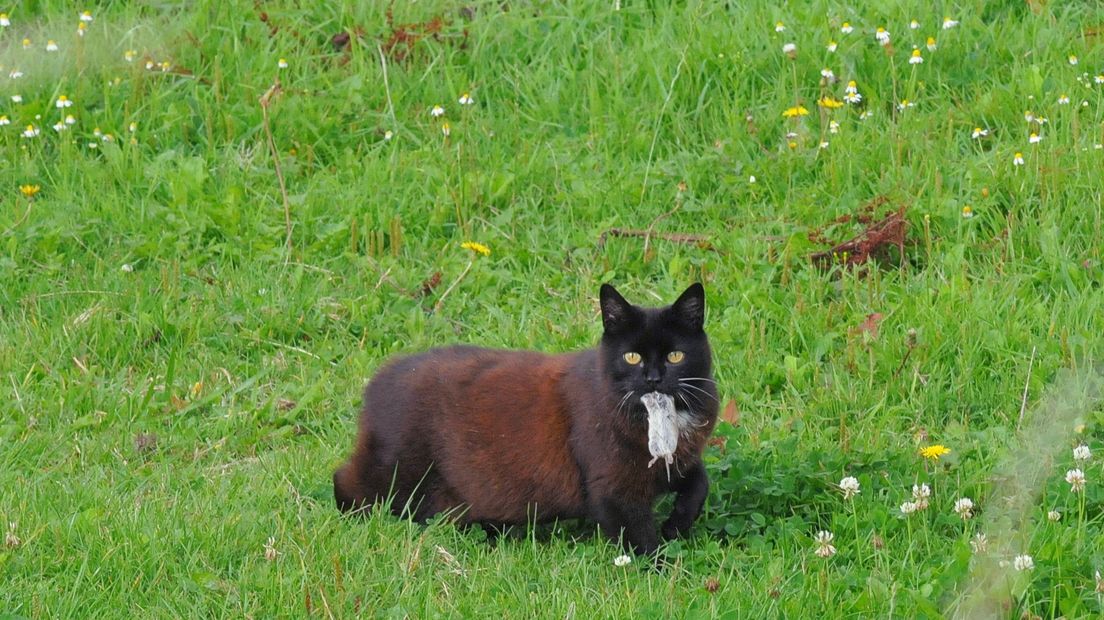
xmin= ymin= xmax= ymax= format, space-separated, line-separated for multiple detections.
xmin=2 ymin=0 xmax=1104 ymax=617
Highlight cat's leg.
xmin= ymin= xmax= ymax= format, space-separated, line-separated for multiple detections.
xmin=591 ymin=495 xmax=660 ymax=555
xmin=661 ymin=459 xmax=709 ymax=540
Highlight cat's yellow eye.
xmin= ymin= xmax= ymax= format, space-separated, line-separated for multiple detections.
xmin=667 ymin=351 xmax=686 ymax=364
xmin=623 ymin=352 xmax=642 ymax=365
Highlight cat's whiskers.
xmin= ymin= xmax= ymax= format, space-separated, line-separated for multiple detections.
xmin=679 ymin=377 xmax=718 ymax=385
xmin=614 ymin=389 xmax=636 ymax=417
xmin=676 ymin=388 xmax=706 ymax=413
xmin=678 ymin=381 xmax=719 ymax=403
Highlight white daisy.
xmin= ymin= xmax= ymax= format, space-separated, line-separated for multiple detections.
xmin=430 ymin=105 xmax=445 ymax=117
xmin=942 ymin=17 xmax=959 ymax=29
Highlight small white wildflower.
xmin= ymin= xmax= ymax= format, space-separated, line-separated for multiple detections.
xmin=66 ymin=115 xmax=76 ymax=125
xmin=21 ymin=37 xmax=30 ymax=49
xmin=970 ymin=533 xmax=988 ymax=553
xmin=8 ymin=69 xmax=23 ymax=79
xmin=55 ymin=95 xmax=74 ymax=109
xmin=1013 ymin=554 xmax=1034 ymax=571
xmin=1047 ymin=510 xmax=1061 ymax=522
xmin=909 ymin=19 xmax=920 ymax=30
xmin=277 ymin=58 xmax=288 ymax=69
xmin=897 ymin=99 xmax=915 ymax=111
xmin=829 ymin=120 xmax=840 ymax=134
xmin=748 ymin=175 xmax=756 ymax=184
xmin=441 ymin=122 xmax=451 ymax=137
xmin=859 ymin=110 xmax=872 ymax=120
xmin=1029 ymin=133 xmax=1042 ymax=144
xmin=840 ymin=22 xmax=854 ymax=34
xmin=818 ymin=141 xmax=829 ymax=149
xmin=1065 ymin=468 xmax=1086 ymax=492
xmin=145 ymin=60 xmax=155 ymax=70
xmin=613 ymin=554 xmax=632 ymax=567
xmin=430 ymin=105 xmax=445 ymax=117
xmin=124 ymin=50 xmax=137 ymax=62
xmin=875 ymin=27 xmax=890 ymax=45
xmin=839 ymin=476 xmax=860 ymax=499
xmin=1096 ymin=75 xmax=1104 ymax=85
xmin=78 ymin=22 xmax=86 ymax=37
xmin=384 ymin=130 xmax=394 ymax=141
xmin=121 ymin=263 xmax=133 ymax=273
xmin=4 ymin=522 xmax=19 ymax=548
xmin=458 ymin=92 xmax=474 ymax=105
xmin=21 ymin=124 xmax=38 ymax=138
xmin=80 ymin=10 xmax=93 ymax=22
xmin=844 ymin=81 xmax=862 ymax=104
xmin=0 ymin=116 xmax=8 ymax=125
xmin=52 ymin=122 xmax=66 ymax=132
xmin=820 ymin=67 xmax=835 ymax=81
xmin=1069 ymin=55 xmax=1079 ymax=66
xmin=11 ymin=94 xmax=23 ymax=103
xmin=826 ymin=41 xmax=838 ymax=53
xmin=1058 ymin=94 xmax=1070 ymax=105
xmin=0 ymin=13 xmax=9 ymax=27
xmin=1035 ymin=116 xmax=1048 ymax=125
xmin=774 ymin=21 xmax=785 ymax=33
xmin=813 ymin=530 xmax=836 ymax=558
xmin=942 ymin=17 xmax=959 ymax=29
xmin=128 ymin=122 xmax=137 ymax=132
xmin=909 ymin=49 xmax=923 ymax=64
xmin=782 ymin=42 xmax=796 ymax=55
xmin=971 ymin=127 xmax=988 ymax=139
xmin=900 ymin=501 xmax=919 ymax=515
xmin=926 ymin=37 xmax=937 ymax=52
xmin=46 ymin=40 xmax=59 ymax=52
xmin=1024 ymin=111 xmax=1034 ymax=122
xmin=1013 ymin=152 xmax=1024 ymax=166
xmin=953 ymin=497 xmax=975 ymax=520
xmin=263 ymin=537 xmax=278 ymax=561
xmin=912 ymin=483 xmax=931 ymax=510
xmin=1073 ymin=445 xmax=1091 ymax=461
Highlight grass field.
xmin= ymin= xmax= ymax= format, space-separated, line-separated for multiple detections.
xmin=2 ymin=0 xmax=1104 ymax=617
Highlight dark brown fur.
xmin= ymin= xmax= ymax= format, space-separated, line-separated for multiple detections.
xmin=334 ymin=284 xmax=718 ymax=554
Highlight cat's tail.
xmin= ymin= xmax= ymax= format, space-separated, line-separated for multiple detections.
xmin=334 ymin=428 xmax=375 ymax=513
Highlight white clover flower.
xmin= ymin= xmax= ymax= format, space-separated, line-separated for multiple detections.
xmin=875 ymin=27 xmax=890 ymax=45
xmin=970 ymin=533 xmax=988 ymax=553
xmin=942 ymin=17 xmax=959 ymax=29
xmin=1065 ymin=468 xmax=1086 ymax=492
xmin=900 ymin=500 xmax=919 ymax=515
xmin=912 ymin=483 xmax=931 ymax=509
xmin=1013 ymin=554 xmax=1034 ymax=571
xmin=1013 ymin=152 xmax=1024 ymax=166
xmin=953 ymin=497 xmax=974 ymax=519
xmin=909 ymin=49 xmax=923 ymax=64
xmin=971 ymin=127 xmax=988 ymax=139
xmin=926 ymin=37 xmax=937 ymax=52
xmin=782 ymin=42 xmax=796 ymax=55
xmin=263 ymin=537 xmax=278 ymax=562
xmin=1047 ymin=510 xmax=1061 ymax=522
xmin=46 ymin=40 xmax=59 ymax=52
xmin=1058 ymin=94 xmax=1070 ymax=105
xmin=4 ymin=522 xmax=19 ymax=548
xmin=613 ymin=554 xmax=632 ymax=567
xmin=839 ymin=476 xmax=860 ymax=499
xmin=1074 ymin=445 xmax=1091 ymax=461
xmin=430 ymin=105 xmax=445 ymax=117
xmin=80 ymin=10 xmax=93 ymax=22
xmin=840 ymin=22 xmax=853 ymax=34
xmin=813 ymin=531 xmax=836 ymax=558
xmin=458 ymin=92 xmax=474 ymax=105
xmin=826 ymin=41 xmax=838 ymax=53
xmin=909 ymin=19 xmax=920 ymax=30
xmin=1029 ymin=133 xmax=1042 ymax=144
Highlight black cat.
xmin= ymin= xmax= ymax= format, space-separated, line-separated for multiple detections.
xmin=334 ymin=283 xmax=719 ymax=555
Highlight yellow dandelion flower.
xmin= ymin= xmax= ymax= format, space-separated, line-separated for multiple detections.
xmin=817 ymin=97 xmax=843 ymax=109
xmin=782 ymin=105 xmax=809 ymax=118
xmin=19 ymin=184 xmax=41 ymax=198
xmin=919 ymin=444 xmax=951 ymax=460
xmin=461 ymin=241 xmax=491 ymax=257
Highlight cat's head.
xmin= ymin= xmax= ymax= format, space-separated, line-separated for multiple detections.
xmin=598 ymin=283 xmax=715 ymax=415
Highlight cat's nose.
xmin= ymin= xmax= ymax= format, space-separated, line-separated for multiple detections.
xmin=645 ymin=370 xmax=662 ymax=390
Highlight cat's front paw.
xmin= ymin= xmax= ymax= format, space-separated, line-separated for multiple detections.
xmin=660 ymin=518 xmax=691 ymax=541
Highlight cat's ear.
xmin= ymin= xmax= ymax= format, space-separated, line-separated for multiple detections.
xmin=670 ymin=283 xmax=706 ymax=331
xmin=600 ymin=284 xmax=634 ymax=332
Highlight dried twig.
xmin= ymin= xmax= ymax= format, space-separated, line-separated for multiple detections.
xmin=1017 ymin=345 xmax=1037 ymax=430
xmin=377 ymin=44 xmax=396 ymax=123
xmin=433 ymin=260 xmax=474 ymax=313
xmin=260 ymin=81 xmax=293 ymax=253
xmin=599 ymin=228 xmax=709 ymax=247
xmin=0 ymin=201 xmax=34 ymax=236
